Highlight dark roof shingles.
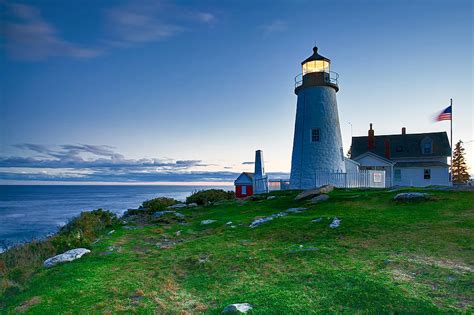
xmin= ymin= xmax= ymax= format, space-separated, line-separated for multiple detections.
xmin=351 ymin=132 xmax=451 ymax=159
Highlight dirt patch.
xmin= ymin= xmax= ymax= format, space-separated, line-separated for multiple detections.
xmin=15 ymin=296 xmax=42 ymax=313
xmin=404 ymin=255 xmax=474 ymax=273
xmin=390 ymin=269 xmax=415 ymax=282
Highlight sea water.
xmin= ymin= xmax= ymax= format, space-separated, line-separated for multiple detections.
xmin=0 ymin=185 xmax=232 ymax=248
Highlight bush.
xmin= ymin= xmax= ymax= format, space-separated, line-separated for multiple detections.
xmin=186 ymin=189 xmax=235 ymax=206
xmin=0 ymin=209 xmax=119 ymax=298
xmin=141 ymin=197 xmax=178 ymax=212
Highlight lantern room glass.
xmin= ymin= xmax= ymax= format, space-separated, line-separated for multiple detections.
xmin=302 ymin=60 xmax=330 ymax=75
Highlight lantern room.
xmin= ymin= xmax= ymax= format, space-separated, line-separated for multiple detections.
xmin=295 ymin=46 xmax=339 ymax=93
xmin=302 ymin=47 xmax=331 ymax=75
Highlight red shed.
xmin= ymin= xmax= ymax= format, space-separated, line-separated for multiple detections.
xmin=234 ymin=172 xmax=254 ymax=198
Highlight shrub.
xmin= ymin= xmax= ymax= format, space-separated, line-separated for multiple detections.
xmin=0 ymin=209 xmax=119 ymax=298
xmin=141 ymin=197 xmax=178 ymax=212
xmin=186 ymin=189 xmax=235 ymax=206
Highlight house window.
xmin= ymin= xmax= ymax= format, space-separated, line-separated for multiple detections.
xmin=423 ymin=143 xmax=432 ymax=154
xmin=241 ymin=186 xmax=247 ymax=195
xmin=421 ymin=137 xmax=433 ymax=155
xmin=311 ymin=128 xmax=320 ymax=142
xmin=424 ymin=169 xmax=431 ymax=180
xmin=394 ymin=169 xmax=401 ymax=181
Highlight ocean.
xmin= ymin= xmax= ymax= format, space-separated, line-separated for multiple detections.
xmin=0 ymin=185 xmax=232 ymax=248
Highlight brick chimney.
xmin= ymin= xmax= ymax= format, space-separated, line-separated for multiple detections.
xmin=402 ymin=127 xmax=406 ymax=135
xmin=384 ymin=138 xmax=391 ymax=159
xmin=368 ymin=123 xmax=375 ymax=149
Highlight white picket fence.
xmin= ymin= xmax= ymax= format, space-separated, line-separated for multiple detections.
xmin=311 ymin=170 xmax=386 ymax=188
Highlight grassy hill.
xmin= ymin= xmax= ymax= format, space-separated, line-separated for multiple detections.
xmin=1 ymin=188 xmax=473 ymax=314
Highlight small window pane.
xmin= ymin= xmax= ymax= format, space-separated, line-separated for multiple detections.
xmin=424 ymin=169 xmax=431 ymax=179
xmin=311 ymin=128 xmax=320 ymax=142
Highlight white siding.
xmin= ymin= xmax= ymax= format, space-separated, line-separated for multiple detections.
xmin=393 ymin=167 xmax=450 ymax=187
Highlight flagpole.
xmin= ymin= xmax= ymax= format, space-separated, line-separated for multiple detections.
xmin=450 ymin=98 xmax=453 ymax=182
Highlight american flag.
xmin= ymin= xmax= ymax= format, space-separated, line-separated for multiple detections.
xmin=437 ymin=105 xmax=452 ymax=121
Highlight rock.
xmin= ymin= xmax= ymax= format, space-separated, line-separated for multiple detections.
xmin=295 ymin=184 xmax=334 ymax=201
xmin=329 ymin=217 xmax=341 ymax=229
xmin=188 ymin=203 xmax=198 ymax=207
xmin=286 ymin=207 xmax=307 ymax=213
xmin=250 ymin=207 xmax=309 ymax=228
xmin=175 ymin=230 xmax=182 ymax=236
xmin=311 ymin=194 xmax=330 ymax=204
xmin=154 ymin=211 xmax=185 ymax=218
xmin=394 ymin=192 xmax=429 ymax=201
xmin=201 ymin=219 xmax=217 ymax=225
xmin=311 ymin=217 xmax=323 ymax=223
xmin=231 ymin=225 xmax=237 ymax=228
xmin=222 ymin=303 xmax=253 ymax=313
xmin=226 ymin=221 xmax=233 ymax=225
xmin=156 ymin=239 xmax=178 ymax=249
xmin=250 ymin=212 xmax=288 ymax=228
xmin=167 ymin=203 xmax=187 ymax=209
xmin=44 ymin=248 xmax=91 ymax=268
xmin=107 ymin=230 xmax=115 ymax=235
xmin=267 ymin=196 xmax=276 ymax=200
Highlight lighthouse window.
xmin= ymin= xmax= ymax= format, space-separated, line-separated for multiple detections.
xmin=311 ymin=128 xmax=320 ymax=142
xmin=302 ymin=60 xmax=330 ymax=75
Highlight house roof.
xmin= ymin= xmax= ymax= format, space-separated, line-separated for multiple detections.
xmin=352 ymin=151 xmax=395 ymax=165
xmin=351 ymin=132 xmax=451 ymax=159
xmin=234 ymin=172 xmax=254 ymax=185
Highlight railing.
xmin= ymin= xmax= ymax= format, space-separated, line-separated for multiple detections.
xmin=295 ymin=71 xmax=339 ymax=88
xmin=311 ymin=170 xmax=386 ymax=188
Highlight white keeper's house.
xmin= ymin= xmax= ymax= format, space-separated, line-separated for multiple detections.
xmin=350 ymin=124 xmax=452 ymax=187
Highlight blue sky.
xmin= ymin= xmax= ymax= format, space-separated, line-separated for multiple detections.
xmin=0 ymin=0 xmax=472 ymax=184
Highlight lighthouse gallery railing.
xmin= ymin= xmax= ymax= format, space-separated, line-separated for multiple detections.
xmin=294 ymin=71 xmax=339 ymax=88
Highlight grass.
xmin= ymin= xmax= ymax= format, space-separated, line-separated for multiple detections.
xmin=1 ymin=188 xmax=473 ymax=313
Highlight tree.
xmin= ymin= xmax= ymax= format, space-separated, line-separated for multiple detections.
xmin=451 ymin=140 xmax=470 ymax=184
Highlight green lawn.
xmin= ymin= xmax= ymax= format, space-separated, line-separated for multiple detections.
xmin=2 ymin=188 xmax=474 ymax=314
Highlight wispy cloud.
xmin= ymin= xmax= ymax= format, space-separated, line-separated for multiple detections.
xmin=242 ymin=161 xmax=255 ymax=165
xmin=0 ymin=3 xmax=102 ymax=60
xmin=1 ymin=1 xmax=216 ymax=60
xmin=261 ymin=20 xmax=288 ymax=34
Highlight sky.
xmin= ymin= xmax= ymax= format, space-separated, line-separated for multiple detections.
xmin=0 ymin=0 xmax=472 ymax=184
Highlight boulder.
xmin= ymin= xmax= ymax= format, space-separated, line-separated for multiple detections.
xmin=267 ymin=196 xmax=276 ymax=200
xmin=311 ymin=217 xmax=323 ymax=223
xmin=188 ymin=203 xmax=198 ymax=207
xmin=311 ymin=194 xmax=330 ymax=204
xmin=154 ymin=211 xmax=185 ymax=218
xmin=295 ymin=185 xmax=334 ymax=201
xmin=329 ymin=217 xmax=341 ymax=229
xmin=167 ymin=203 xmax=187 ymax=209
xmin=44 ymin=248 xmax=90 ymax=268
xmin=394 ymin=192 xmax=429 ymax=201
xmin=222 ymin=303 xmax=253 ymax=313
xmin=201 ymin=219 xmax=217 ymax=225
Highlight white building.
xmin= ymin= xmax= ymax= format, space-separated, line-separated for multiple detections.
xmin=290 ymin=47 xmax=345 ymax=189
xmin=350 ymin=125 xmax=451 ymax=187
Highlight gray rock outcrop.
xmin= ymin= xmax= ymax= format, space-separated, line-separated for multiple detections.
xmin=295 ymin=185 xmax=334 ymax=201
xmin=394 ymin=192 xmax=429 ymax=201
xmin=44 ymin=248 xmax=91 ymax=268
xmin=222 ymin=303 xmax=253 ymax=313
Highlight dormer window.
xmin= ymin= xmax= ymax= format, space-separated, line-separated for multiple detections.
xmin=421 ymin=137 xmax=433 ymax=155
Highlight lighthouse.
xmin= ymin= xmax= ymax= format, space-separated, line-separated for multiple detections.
xmin=289 ymin=46 xmax=345 ymax=189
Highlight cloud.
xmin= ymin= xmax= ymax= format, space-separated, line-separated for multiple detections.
xmin=242 ymin=161 xmax=255 ymax=165
xmin=262 ymin=20 xmax=288 ymax=34
xmin=0 ymin=143 xmax=289 ymax=183
xmin=1 ymin=3 xmax=102 ymax=60
xmin=1 ymin=1 xmax=216 ymax=60
xmin=105 ymin=4 xmax=184 ymax=44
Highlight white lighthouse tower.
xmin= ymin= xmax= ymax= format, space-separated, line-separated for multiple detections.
xmin=289 ymin=46 xmax=345 ymax=189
